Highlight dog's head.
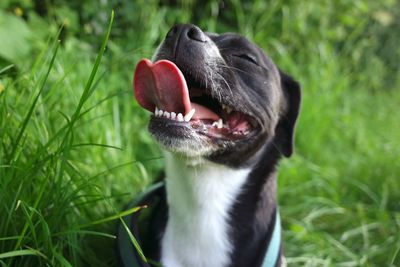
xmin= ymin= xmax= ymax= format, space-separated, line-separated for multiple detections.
xmin=134 ymin=24 xmax=301 ymax=167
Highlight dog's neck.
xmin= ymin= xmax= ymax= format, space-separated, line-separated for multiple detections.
xmin=161 ymin=147 xmax=280 ymax=267
xmin=161 ymin=152 xmax=250 ymax=267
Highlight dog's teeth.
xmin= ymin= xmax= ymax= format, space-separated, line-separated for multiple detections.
xmin=158 ymin=109 xmax=163 ymax=117
xmin=163 ymin=111 xmax=170 ymax=118
xmin=212 ymin=121 xmax=218 ymax=127
xmin=171 ymin=112 xmax=176 ymax=120
xmin=155 ymin=107 xmax=159 ymax=115
xmin=217 ymin=118 xmax=223 ymax=129
xmin=177 ymin=113 xmax=184 ymax=122
xmin=184 ymin=109 xmax=195 ymax=122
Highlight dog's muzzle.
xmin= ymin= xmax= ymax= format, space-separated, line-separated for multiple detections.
xmin=133 ymin=24 xmax=259 ymax=152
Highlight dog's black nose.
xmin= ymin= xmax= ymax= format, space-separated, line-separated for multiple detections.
xmin=166 ymin=24 xmax=206 ymax=43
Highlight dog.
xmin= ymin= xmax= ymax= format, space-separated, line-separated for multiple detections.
xmin=117 ymin=24 xmax=301 ymax=267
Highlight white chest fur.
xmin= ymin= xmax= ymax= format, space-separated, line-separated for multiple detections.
xmin=161 ymin=153 xmax=250 ymax=267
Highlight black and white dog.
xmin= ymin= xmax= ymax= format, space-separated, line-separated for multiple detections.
xmin=118 ymin=24 xmax=301 ymax=267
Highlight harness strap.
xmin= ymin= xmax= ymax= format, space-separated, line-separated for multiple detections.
xmin=117 ymin=182 xmax=164 ymax=267
xmin=262 ymin=210 xmax=282 ymax=267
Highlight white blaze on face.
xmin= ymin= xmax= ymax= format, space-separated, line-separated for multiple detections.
xmin=161 ymin=152 xmax=250 ymax=267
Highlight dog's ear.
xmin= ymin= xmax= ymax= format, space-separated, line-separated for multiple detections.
xmin=275 ymin=70 xmax=301 ymax=157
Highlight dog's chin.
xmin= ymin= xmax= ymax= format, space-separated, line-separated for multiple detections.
xmin=148 ymin=115 xmax=262 ymax=160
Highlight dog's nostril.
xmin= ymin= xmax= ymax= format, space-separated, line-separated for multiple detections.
xmin=187 ymin=27 xmax=206 ymax=42
xmin=166 ymin=26 xmax=178 ymax=39
xmin=165 ymin=24 xmax=206 ymax=43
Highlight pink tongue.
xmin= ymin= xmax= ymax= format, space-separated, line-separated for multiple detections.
xmin=134 ymin=59 xmax=191 ymax=115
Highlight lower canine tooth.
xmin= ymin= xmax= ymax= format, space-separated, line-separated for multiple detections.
xmin=155 ymin=107 xmax=159 ymax=115
xmin=184 ymin=109 xmax=195 ymax=122
xmin=217 ymin=118 xmax=223 ymax=129
xmin=177 ymin=113 xmax=184 ymax=122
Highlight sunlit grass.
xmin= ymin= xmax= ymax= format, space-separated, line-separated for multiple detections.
xmin=0 ymin=11 xmax=154 ymax=267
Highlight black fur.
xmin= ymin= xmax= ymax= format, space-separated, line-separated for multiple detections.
xmin=118 ymin=24 xmax=301 ymax=267
xmin=152 ymin=24 xmax=300 ymax=168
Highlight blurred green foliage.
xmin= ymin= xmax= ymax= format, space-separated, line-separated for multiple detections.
xmin=1 ymin=0 xmax=399 ymax=87
xmin=0 ymin=1 xmax=399 ymax=266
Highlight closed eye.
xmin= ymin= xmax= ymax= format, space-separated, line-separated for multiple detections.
xmin=233 ymin=53 xmax=258 ymax=65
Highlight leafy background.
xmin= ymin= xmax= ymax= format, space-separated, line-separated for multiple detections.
xmin=0 ymin=0 xmax=399 ymax=266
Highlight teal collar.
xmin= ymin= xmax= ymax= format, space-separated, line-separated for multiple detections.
xmin=262 ymin=210 xmax=282 ymax=267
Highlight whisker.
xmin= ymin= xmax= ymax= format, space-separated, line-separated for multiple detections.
xmin=215 ymin=63 xmax=254 ymax=75
xmin=215 ymin=72 xmax=234 ymax=99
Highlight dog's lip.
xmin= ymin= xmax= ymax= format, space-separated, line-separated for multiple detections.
xmin=152 ymin=99 xmax=258 ymax=140
xmin=150 ymin=115 xmax=258 ymax=141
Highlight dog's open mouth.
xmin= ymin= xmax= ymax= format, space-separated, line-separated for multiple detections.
xmin=134 ymin=59 xmax=257 ymax=140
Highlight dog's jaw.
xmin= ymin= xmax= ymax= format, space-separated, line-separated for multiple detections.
xmin=161 ymin=152 xmax=250 ymax=267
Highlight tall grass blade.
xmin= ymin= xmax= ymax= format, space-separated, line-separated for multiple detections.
xmin=0 ymin=249 xmax=47 ymax=260
xmin=120 ymin=218 xmax=147 ymax=263
xmin=8 ymin=41 xmax=60 ymax=163
xmin=78 ymin=205 xmax=146 ymax=229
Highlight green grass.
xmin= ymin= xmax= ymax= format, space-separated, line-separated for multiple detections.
xmin=0 ymin=1 xmax=399 ymax=266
